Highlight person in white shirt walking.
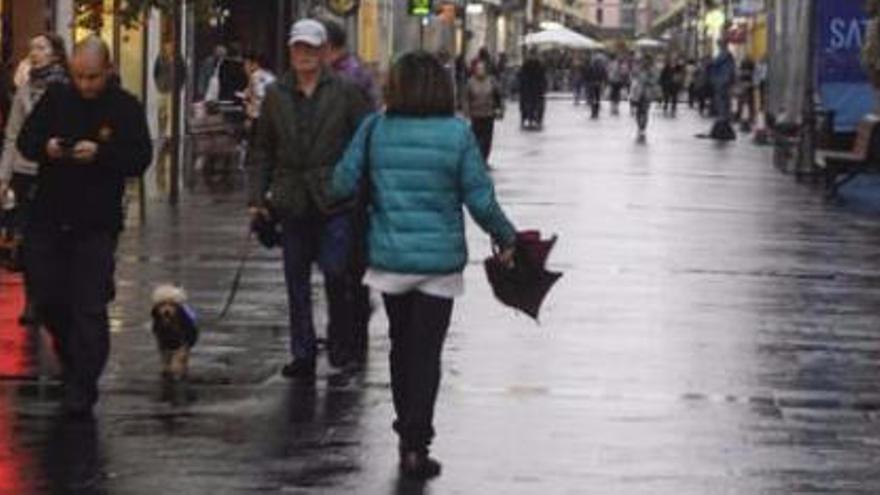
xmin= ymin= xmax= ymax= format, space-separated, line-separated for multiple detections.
xmin=242 ymin=51 xmax=276 ymax=129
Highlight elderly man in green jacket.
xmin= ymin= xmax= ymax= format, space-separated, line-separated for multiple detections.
xmin=249 ymin=19 xmax=369 ymax=380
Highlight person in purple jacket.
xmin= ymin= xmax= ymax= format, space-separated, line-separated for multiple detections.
xmin=323 ymin=19 xmax=380 ymax=369
xmin=323 ymin=20 xmax=379 ymax=110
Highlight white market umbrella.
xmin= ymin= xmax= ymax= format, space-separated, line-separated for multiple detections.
xmin=634 ymin=38 xmax=666 ymax=49
xmin=522 ymin=26 xmax=602 ymax=50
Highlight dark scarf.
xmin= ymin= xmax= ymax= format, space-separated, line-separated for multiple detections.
xmin=29 ymin=63 xmax=69 ymax=95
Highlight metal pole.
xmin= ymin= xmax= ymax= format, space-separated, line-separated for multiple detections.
xmin=799 ymin=0 xmax=817 ymax=178
xmin=139 ymin=9 xmax=150 ymax=225
xmin=170 ymin=0 xmax=182 ymax=205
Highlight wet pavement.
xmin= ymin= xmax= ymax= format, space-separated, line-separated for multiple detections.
xmin=4 ymin=101 xmax=880 ymax=493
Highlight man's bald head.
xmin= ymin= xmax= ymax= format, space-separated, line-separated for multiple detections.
xmin=74 ymin=36 xmax=112 ymax=66
xmin=71 ymin=37 xmax=113 ymax=99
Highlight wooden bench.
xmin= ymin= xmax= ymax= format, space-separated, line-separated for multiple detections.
xmin=815 ymin=114 xmax=880 ymax=198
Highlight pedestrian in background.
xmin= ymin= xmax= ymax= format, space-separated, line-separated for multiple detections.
xmin=708 ymin=38 xmax=737 ymax=140
xmin=519 ymin=50 xmax=546 ymax=129
xmin=607 ymin=54 xmax=625 ymax=115
xmin=496 ymin=53 xmax=509 ymax=82
xmin=249 ymin=20 xmax=370 ymax=380
xmin=153 ymin=41 xmax=186 ymax=96
xmin=735 ymin=55 xmax=756 ymax=131
xmin=241 ymin=51 xmax=276 ymax=130
xmin=454 ymin=53 xmax=469 ymax=110
xmin=324 ymin=20 xmax=380 ymax=110
xmin=218 ymin=42 xmax=247 ymax=103
xmin=685 ymin=58 xmax=698 ymax=108
xmin=0 ymin=32 xmax=69 ymax=326
xmin=660 ymin=57 xmax=682 ymax=116
xmin=241 ymin=51 xmax=275 ymax=192
xmin=324 ymin=19 xmax=380 ymax=367
xmin=583 ymin=54 xmax=606 ymax=119
xmin=697 ymin=55 xmax=713 ymax=116
xmin=196 ymin=44 xmax=226 ymax=101
xmin=464 ymin=60 xmax=503 ymax=164
xmin=571 ymin=54 xmax=586 ymax=106
xmin=17 ymin=37 xmax=152 ymax=417
xmin=471 ymin=47 xmax=496 ymax=77
xmin=332 ymin=51 xmax=517 ymax=480
xmin=631 ymin=55 xmax=660 ymax=140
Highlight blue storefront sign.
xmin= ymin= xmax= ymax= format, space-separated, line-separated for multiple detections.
xmin=816 ymin=0 xmax=873 ymax=132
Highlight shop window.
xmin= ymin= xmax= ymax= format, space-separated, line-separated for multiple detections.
xmin=75 ymin=0 xmax=116 ymax=57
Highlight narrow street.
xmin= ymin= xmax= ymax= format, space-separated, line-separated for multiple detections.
xmin=4 ymin=100 xmax=880 ymax=494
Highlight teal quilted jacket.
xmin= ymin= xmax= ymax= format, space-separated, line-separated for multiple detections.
xmin=333 ymin=114 xmax=516 ymax=275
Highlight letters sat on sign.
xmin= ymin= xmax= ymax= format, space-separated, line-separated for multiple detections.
xmin=408 ymin=0 xmax=432 ymax=16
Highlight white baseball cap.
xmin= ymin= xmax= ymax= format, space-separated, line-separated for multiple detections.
xmin=288 ymin=19 xmax=327 ymax=47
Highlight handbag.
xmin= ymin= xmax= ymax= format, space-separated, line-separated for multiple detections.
xmin=204 ymin=62 xmax=221 ymax=102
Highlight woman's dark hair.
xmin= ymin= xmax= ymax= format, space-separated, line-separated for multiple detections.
xmin=243 ymin=50 xmax=269 ymax=69
xmin=324 ymin=20 xmax=347 ymax=49
xmin=385 ymin=51 xmax=454 ymax=117
xmin=34 ymin=32 xmax=68 ymax=70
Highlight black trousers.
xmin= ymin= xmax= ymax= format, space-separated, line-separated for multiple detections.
xmin=9 ymin=173 xmax=37 ymax=293
xmin=24 ymin=226 xmax=117 ymax=408
xmin=610 ymin=83 xmax=623 ymax=107
xmin=383 ymin=292 xmax=453 ymax=454
xmin=663 ymin=85 xmax=680 ymax=113
xmin=471 ymin=117 xmax=495 ymax=162
xmin=587 ymin=83 xmax=602 ymax=117
xmin=736 ymin=86 xmax=756 ymax=124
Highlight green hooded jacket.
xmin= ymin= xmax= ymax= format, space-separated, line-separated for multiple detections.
xmin=250 ymin=69 xmax=369 ymax=217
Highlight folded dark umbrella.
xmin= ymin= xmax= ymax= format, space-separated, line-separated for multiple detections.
xmin=484 ymin=231 xmax=562 ymax=321
xmin=516 ymin=230 xmax=557 ymax=267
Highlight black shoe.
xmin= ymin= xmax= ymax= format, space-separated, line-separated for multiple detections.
xmin=281 ymin=359 xmax=316 ymax=380
xmin=327 ymin=343 xmax=352 ymax=369
xmin=399 ymin=451 xmax=442 ymax=480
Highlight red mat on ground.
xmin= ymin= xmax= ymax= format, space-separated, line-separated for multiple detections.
xmin=0 ymin=271 xmax=26 ymax=377
xmin=0 ymin=270 xmax=30 ymax=493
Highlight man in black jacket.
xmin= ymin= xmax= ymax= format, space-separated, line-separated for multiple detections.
xmin=17 ymin=37 xmax=152 ymax=417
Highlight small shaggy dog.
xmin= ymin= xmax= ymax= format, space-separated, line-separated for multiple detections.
xmin=151 ymin=285 xmax=199 ymax=381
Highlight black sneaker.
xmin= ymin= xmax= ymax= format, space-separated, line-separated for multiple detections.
xmin=399 ymin=451 xmax=442 ymax=480
xmin=281 ymin=359 xmax=316 ymax=381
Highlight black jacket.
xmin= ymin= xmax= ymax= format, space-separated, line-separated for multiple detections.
xmin=17 ymin=83 xmax=152 ymax=232
xmin=519 ymin=58 xmax=547 ymax=97
xmin=218 ymin=59 xmax=247 ymax=102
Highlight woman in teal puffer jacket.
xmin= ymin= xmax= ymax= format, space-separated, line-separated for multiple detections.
xmin=333 ymin=51 xmax=516 ymax=480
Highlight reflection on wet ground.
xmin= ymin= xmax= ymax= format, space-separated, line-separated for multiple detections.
xmin=3 ymin=102 xmax=880 ymax=492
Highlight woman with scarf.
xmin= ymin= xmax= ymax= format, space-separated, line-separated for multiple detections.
xmin=0 ymin=33 xmax=69 ymax=325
